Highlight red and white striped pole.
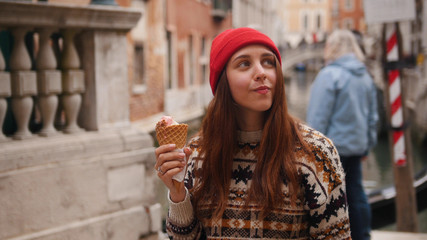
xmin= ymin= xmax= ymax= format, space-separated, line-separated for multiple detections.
xmin=383 ymin=22 xmax=418 ymax=232
xmin=385 ymin=24 xmax=406 ymax=167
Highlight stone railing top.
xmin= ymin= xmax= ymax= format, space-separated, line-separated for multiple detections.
xmin=0 ymin=0 xmax=142 ymax=31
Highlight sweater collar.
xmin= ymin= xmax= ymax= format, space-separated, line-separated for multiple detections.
xmin=237 ymin=130 xmax=262 ymax=143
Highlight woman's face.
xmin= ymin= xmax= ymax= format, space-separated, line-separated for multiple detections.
xmin=226 ymin=45 xmax=277 ymax=114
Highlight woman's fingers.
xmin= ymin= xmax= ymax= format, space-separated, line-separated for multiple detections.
xmin=156 ymin=158 xmax=185 ymax=192
xmin=155 ymin=144 xmax=177 ymax=169
xmin=157 ymin=164 xmax=184 ymax=179
xmin=154 ymin=145 xmax=191 ymax=197
xmin=157 ymin=158 xmax=185 ymax=175
xmin=155 ymin=144 xmax=176 ymax=159
xmin=155 ymin=149 xmax=185 ymax=168
xmin=154 ymin=144 xmax=187 ymax=191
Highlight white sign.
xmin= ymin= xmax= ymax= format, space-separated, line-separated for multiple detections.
xmin=364 ymin=0 xmax=416 ymax=24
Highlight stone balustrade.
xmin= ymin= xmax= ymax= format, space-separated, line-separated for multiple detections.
xmin=0 ymin=1 xmax=163 ymax=240
xmin=0 ymin=25 xmax=80 ymax=139
xmin=0 ymin=1 xmax=141 ymax=139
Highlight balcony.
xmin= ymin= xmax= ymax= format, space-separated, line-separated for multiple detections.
xmin=0 ymin=1 xmax=161 ymax=239
xmin=211 ymin=0 xmax=231 ymax=22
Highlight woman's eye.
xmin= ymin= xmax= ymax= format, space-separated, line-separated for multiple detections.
xmin=262 ymin=58 xmax=275 ymax=66
xmin=238 ymin=61 xmax=250 ymax=68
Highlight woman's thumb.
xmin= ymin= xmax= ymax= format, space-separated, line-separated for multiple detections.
xmin=184 ymin=147 xmax=192 ymax=158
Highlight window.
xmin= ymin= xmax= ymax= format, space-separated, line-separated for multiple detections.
xmin=200 ymin=36 xmax=208 ymax=84
xmin=166 ymin=31 xmax=174 ymax=89
xmin=332 ymin=0 xmax=339 ymax=16
xmin=344 ymin=0 xmax=353 ymax=11
xmin=304 ymin=15 xmax=308 ymax=31
xmin=302 ymin=12 xmax=309 ymax=31
xmin=133 ymin=43 xmax=146 ymax=93
xmin=332 ymin=0 xmax=339 ymax=8
xmin=343 ymin=18 xmax=354 ymax=29
xmin=188 ymin=35 xmax=195 ymax=86
xmin=316 ymin=13 xmax=322 ymax=30
xmin=332 ymin=21 xmax=340 ymax=30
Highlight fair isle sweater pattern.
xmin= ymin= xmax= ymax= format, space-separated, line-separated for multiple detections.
xmin=166 ymin=124 xmax=351 ymax=239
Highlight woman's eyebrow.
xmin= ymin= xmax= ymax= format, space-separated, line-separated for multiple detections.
xmin=230 ymin=54 xmax=250 ymax=63
xmin=262 ymin=53 xmax=275 ymax=58
xmin=231 ymin=52 xmax=274 ymax=63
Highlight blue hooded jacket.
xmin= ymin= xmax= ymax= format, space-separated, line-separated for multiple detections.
xmin=306 ymin=54 xmax=379 ymax=157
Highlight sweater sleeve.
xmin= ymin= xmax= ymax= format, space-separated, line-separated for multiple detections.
xmin=165 ymin=137 xmax=205 ymax=240
xmin=301 ymin=127 xmax=351 ymax=239
xmin=165 ymin=188 xmax=205 ymax=239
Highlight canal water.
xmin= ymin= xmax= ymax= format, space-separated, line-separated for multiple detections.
xmin=286 ymin=70 xmax=427 ymax=232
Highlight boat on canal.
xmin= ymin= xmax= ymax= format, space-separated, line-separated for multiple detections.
xmin=369 ymin=166 xmax=427 ymax=229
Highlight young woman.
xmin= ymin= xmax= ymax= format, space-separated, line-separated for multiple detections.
xmin=155 ymin=27 xmax=351 ymax=239
xmin=307 ymin=29 xmax=378 ymax=240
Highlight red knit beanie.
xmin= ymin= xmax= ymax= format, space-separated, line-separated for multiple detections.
xmin=209 ymin=27 xmax=282 ymax=95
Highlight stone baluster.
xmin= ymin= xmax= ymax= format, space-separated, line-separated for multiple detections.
xmin=51 ymin=33 xmax=65 ymax=130
xmin=36 ymin=28 xmax=62 ymax=137
xmin=0 ymin=43 xmax=11 ymax=141
xmin=10 ymin=28 xmax=37 ymax=140
xmin=61 ymin=30 xmax=85 ymax=134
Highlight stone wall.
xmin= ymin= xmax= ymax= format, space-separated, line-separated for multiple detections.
xmin=0 ymin=1 xmax=161 ymax=239
xmin=0 ymin=129 xmax=160 ymax=240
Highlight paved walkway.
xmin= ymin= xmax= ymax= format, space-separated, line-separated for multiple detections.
xmin=372 ymin=230 xmax=427 ymax=240
xmin=157 ymin=230 xmax=427 ymax=239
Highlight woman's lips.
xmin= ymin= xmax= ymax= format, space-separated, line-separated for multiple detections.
xmin=254 ymin=86 xmax=270 ymax=94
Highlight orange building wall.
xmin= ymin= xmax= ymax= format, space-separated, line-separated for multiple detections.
xmin=129 ymin=0 xmax=232 ymax=121
xmin=337 ymin=0 xmax=365 ymax=32
xmin=166 ymin=0 xmax=232 ymax=89
xmin=129 ymin=0 xmax=165 ymax=121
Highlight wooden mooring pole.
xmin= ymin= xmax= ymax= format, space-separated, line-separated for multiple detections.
xmin=382 ymin=22 xmax=419 ymax=232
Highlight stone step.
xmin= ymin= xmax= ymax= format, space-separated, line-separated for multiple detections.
xmin=372 ymin=230 xmax=427 ymax=240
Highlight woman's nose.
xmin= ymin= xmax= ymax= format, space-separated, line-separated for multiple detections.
xmin=254 ymin=63 xmax=266 ymax=81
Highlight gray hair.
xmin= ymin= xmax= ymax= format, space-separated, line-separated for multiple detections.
xmin=324 ymin=29 xmax=365 ymax=63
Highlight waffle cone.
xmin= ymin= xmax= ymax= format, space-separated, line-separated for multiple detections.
xmin=156 ymin=120 xmax=188 ymax=149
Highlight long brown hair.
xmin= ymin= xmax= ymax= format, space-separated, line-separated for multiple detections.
xmin=191 ymin=56 xmax=308 ymax=219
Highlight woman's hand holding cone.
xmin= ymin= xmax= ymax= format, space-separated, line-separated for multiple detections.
xmin=154 ymin=116 xmax=191 ymax=203
xmin=154 ymin=144 xmax=192 ymax=202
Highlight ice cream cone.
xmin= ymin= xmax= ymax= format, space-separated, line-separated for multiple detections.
xmin=156 ymin=122 xmax=188 ymax=148
xmin=155 ymin=117 xmax=189 ymax=185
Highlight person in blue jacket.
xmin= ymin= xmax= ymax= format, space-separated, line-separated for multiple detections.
xmin=307 ymin=29 xmax=379 ymax=240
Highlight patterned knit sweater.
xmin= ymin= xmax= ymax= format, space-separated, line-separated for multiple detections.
xmin=166 ymin=124 xmax=351 ymax=239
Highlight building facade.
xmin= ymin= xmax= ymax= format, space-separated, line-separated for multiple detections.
xmin=232 ymin=0 xmax=280 ymax=44
xmin=162 ymin=0 xmax=231 ymax=124
xmin=277 ymin=0 xmax=330 ymax=48
xmin=130 ymin=0 xmax=232 ymax=132
xmin=330 ymin=0 xmax=365 ymax=32
xmin=128 ymin=0 xmax=167 ymax=124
